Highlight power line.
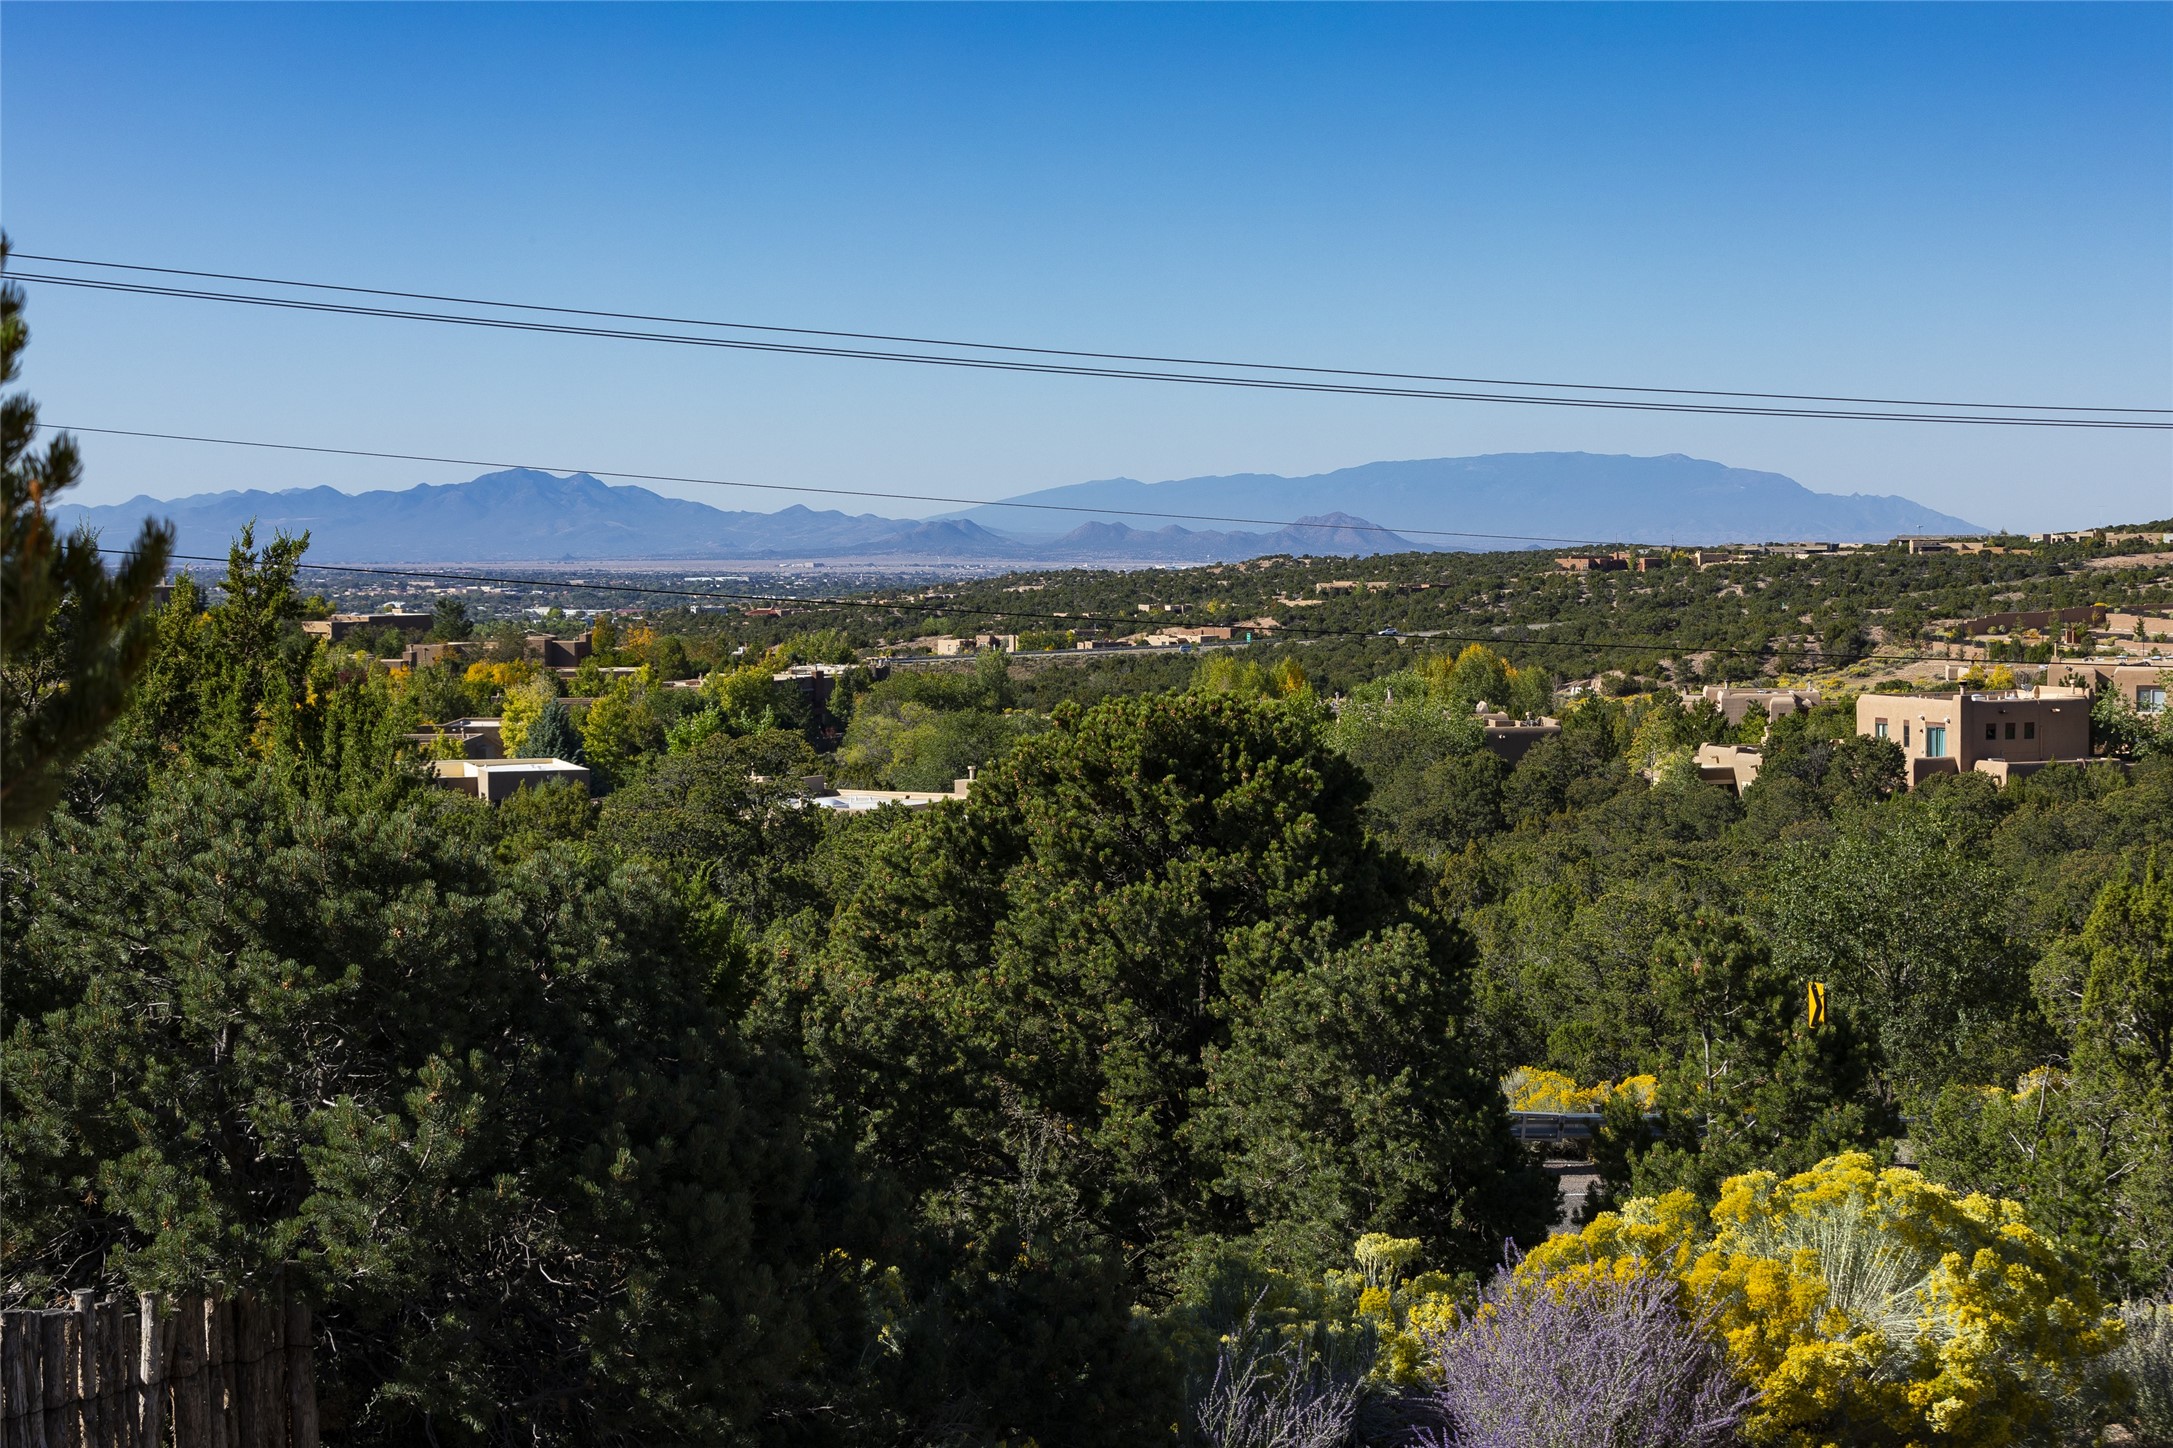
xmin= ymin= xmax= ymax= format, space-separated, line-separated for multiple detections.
xmin=39 ymin=422 xmax=1640 ymax=547
xmin=20 ymin=271 xmax=2171 ymax=430
xmin=21 ymin=250 xmax=2168 ymax=416
xmin=130 ymin=547 xmax=1976 ymax=667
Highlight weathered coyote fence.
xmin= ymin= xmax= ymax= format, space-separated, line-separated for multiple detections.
xmin=0 ymin=1287 xmax=318 ymax=1448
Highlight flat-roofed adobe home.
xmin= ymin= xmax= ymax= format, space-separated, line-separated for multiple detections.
xmin=1856 ymin=687 xmax=2092 ymax=788
xmin=2064 ymin=663 xmax=2172 ymax=715
xmin=1692 ymin=685 xmax=1820 ymax=728
xmin=301 ymin=611 xmax=434 ymax=643
xmin=431 ymin=757 xmax=590 ymax=803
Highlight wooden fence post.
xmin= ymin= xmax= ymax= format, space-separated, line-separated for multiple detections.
xmin=4 ymin=1310 xmax=22 ymax=1448
xmin=232 ymin=1294 xmax=256 ymax=1448
xmin=135 ymin=1294 xmax=173 ymax=1448
xmin=108 ymin=1299 xmax=133 ymax=1448
xmin=259 ymin=1290 xmax=285 ymax=1448
xmin=25 ymin=1313 xmax=51 ymax=1448
xmin=40 ymin=1311 xmax=69 ymax=1448
xmin=168 ymin=1299 xmax=206 ymax=1448
xmin=8 ymin=1308 xmax=45 ymax=1448
xmin=3 ymin=1309 xmax=26 ymax=1448
xmin=282 ymin=1300 xmax=315 ymax=1448
xmin=65 ymin=1294 xmax=93 ymax=1448
xmin=229 ymin=1296 xmax=251 ymax=1448
xmin=212 ymin=1298 xmax=236 ymax=1448
xmin=201 ymin=1300 xmax=220 ymax=1448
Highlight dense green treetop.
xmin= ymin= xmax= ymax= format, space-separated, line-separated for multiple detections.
xmin=786 ymin=689 xmax=1553 ymax=1281
xmin=2 ymin=757 xmax=826 ymax=1443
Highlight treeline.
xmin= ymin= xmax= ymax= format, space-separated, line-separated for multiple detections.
xmin=507 ymin=533 xmax=2173 ymax=689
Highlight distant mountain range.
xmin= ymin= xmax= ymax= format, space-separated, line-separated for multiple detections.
xmin=945 ymin=453 xmax=1984 ymax=547
xmin=51 ymin=453 xmax=1983 ymax=565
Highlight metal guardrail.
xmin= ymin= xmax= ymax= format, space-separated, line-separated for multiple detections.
xmin=1508 ymin=1111 xmax=1606 ymax=1143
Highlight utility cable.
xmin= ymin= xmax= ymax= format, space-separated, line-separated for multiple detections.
xmin=20 ymin=272 xmax=2170 ymax=430
xmin=20 ymin=250 xmax=2167 ymax=416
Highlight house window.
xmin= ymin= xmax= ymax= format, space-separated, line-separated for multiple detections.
xmin=2004 ymin=722 xmax=2016 ymax=740
xmin=1874 ymin=719 xmax=1889 ymax=740
xmin=1986 ymin=723 xmax=1998 ymax=740
xmin=1903 ymin=722 xmax=1911 ymax=748
xmin=2142 ymin=686 xmax=2167 ymax=712
xmin=2024 ymin=721 xmax=2036 ymax=739
xmin=1926 ymin=725 xmax=1947 ymax=757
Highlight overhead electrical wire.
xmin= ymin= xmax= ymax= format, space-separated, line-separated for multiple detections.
xmin=17 ymin=269 xmax=2171 ymax=430
xmin=20 ymin=251 xmax=2168 ymax=417
xmin=122 ymin=547 xmax=1999 ymax=668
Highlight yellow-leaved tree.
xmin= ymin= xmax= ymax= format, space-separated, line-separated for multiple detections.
xmin=497 ymin=675 xmax=557 ymax=758
xmin=1523 ymin=1152 xmax=2121 ymax=1448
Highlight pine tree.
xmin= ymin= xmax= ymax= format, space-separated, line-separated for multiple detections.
xmin=429 ymin=594 xmax=472 ymax=642
xmin=191 ymin=525 xmax=312 ymax=762
xmin=524 ymin=695 xmax=585 ymax=763
xmin=0 ymin=236 xmax=172 ymax=828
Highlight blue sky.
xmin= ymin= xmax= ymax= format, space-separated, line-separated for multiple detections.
xmin=5 ymin=3 xmax=2168 ymax=532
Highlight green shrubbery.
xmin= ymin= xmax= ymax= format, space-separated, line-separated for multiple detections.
xmin=8 ymin=466 xmax=2173 ymax=1443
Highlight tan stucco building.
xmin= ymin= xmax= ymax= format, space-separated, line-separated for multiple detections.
xmin=2064 ymin=664 xmax=2171 ymax=715
xmin=1693 ymin=686 xmax=1820 ymax=728
xmin=1856 ymin=688 xmax=2092 ymax=788
xmin=431 ymin=757 xmax=591 ymax=803
xmin=301 ymin=611 xmax=434 ymax=643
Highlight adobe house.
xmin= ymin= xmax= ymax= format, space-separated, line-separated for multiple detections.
xmin=1475 ymin=712 xmax=1563 ymax=765
xmin=1692 ymin=686 xmax=1820 ymax=728
xmin=1856 ymin=687 xmax=2092 ymax=788
xmin=405 ymin=716 xmax=504 ymax=760
xmin=1694 ymin=742 xmax=1764 ymax=794
xmin=302 ymin=611 xmax=435 ymax=643
xmin=397 ymin=639 xmax=487 ymax=669
xmin=524 ymin=634 xmax=592 ymax=669
xmin=431 ymin=757 xmax=591 ymax=802
xmin=2063 ymin=663 xmax=2173 ymax=714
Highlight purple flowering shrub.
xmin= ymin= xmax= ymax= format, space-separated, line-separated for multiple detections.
xmin=1188 ymin=1320 xmax=1361 ymax=1448
xmin=1414 ymin=1254 xmax=1753 ymax=1448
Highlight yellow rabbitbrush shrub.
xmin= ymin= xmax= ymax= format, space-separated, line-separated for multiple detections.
xmin=1502 ymin=1066 xmax=1657 ymax=1114
xmin=1523 ymin=1153 xmax=2121 ymax=1448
